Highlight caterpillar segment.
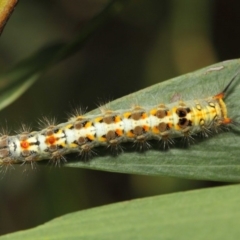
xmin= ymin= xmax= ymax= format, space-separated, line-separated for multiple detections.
xmin=0 ymin=74 xmax=236 ymax=165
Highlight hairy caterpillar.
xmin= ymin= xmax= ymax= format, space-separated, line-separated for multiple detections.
xmin=0 ymin=68 xmax=239 ymax=168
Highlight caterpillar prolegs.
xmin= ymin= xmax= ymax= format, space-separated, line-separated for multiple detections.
xmin=0 ymin=70 xmax=239 ymax=167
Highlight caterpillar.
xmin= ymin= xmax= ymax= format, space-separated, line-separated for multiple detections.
xmin=0 ymin=68 xmax=239 ymax=168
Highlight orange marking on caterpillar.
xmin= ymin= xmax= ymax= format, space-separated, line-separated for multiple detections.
xmin=166 ymin=110 xmax=171 ymax=116
xmin=85 ymin=121 xmax=92 ymax=128
xmin=222 ymin=118 xmax=232 ymax=125
xmin=214 ymin=70 xmax=239 ymax=100
xmin=87 ymin=134 xmax=95 ymax=141
xmin=66 ymin=124 xmax=73 ymax=129
xmin=95 ymin=117 xmax=103 ymax=122
xmin=141 ymin=113 xmax=147 ymax=119
xmin=127 ymin=131 xmax=134 ymax=138
xmin=143 ymin=125 xmax=149 ymax=132
xmin=20 ymin=141 xmax=29 ymax=149
xmin=115 ymin=116 xmax=121 ymax=123
xmin=174 ymin=125 xmax=181 ymax=130
xmin=196 ymin=112 xmax=203 ymax=118
xmin=213 ymin=92 xmax=224 ymax=100
xmin=115 ymin=129 xmax=123 ymax=136
xmin=46 ymin=136 xmax=56 ymax=145
xmin=70 ymin=142 xmax=78 ymax=148
xmin=152 ymin=126 xmax=160 ymax=133
xmin=124 ymin=112 xmax=131 ymax=118
xmin=150 ymin=109 xmax=157 ymax=115
xmin=99 ymin=136 xmax=107 ymax=142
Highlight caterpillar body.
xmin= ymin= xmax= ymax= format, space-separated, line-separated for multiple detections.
xmin=0 ymin=70 xmax=238 ymax=167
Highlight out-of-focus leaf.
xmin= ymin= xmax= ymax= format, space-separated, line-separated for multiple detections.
xmin=0 ymin=0 xmax=128 ymax=111
xmin=1 ymin=184 xmax=240 ymax=239
xmin=0 ymin=43 xmax=64 ymax=110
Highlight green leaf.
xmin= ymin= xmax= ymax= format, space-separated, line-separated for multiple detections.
xmin=66 ymin=59 xmax=240 ymax=182
xmin=1 ymin=184 xmax=240 ymax=239
xmin=0 ymin=43 xmax=64 ymax=111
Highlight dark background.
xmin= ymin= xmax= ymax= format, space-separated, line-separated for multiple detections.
xmin=0 ymin=0 xmax=239 ymax=235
